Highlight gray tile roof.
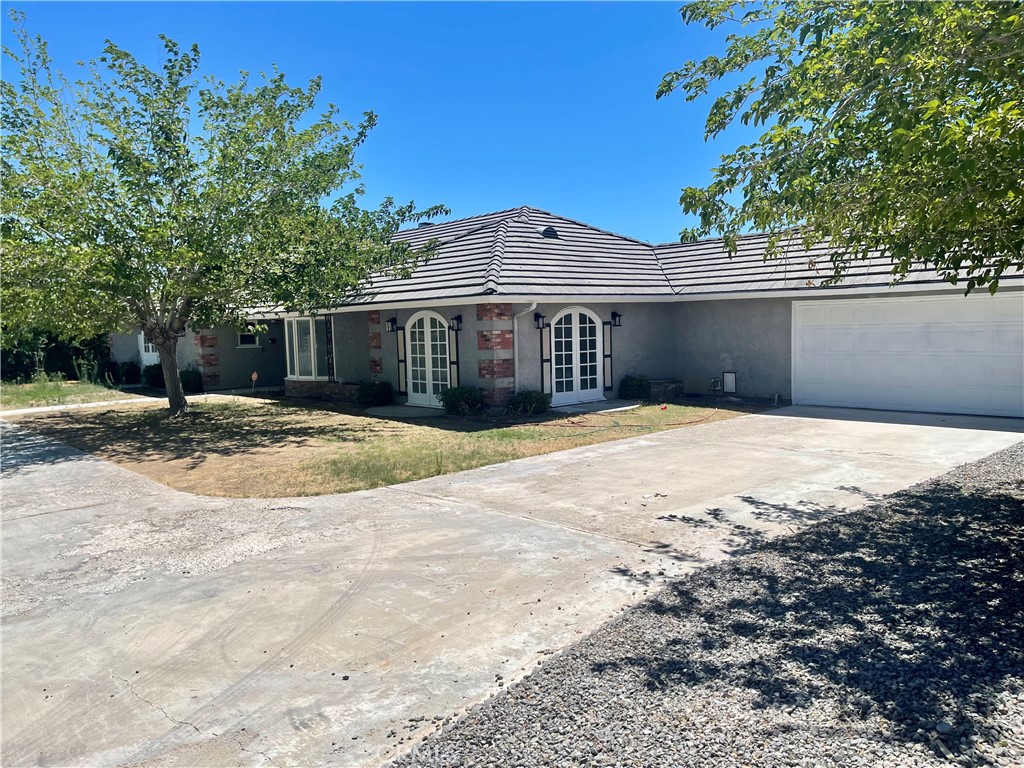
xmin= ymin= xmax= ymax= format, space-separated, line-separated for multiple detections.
xmin=345 ymin=206 xmax=1021 ymax=306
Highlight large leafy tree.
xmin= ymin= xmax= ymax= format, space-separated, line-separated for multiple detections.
xmin=658 ymin=0 xmax=1023 ymax=292
xmin=1 ymin=12 xmax=445 ymax=413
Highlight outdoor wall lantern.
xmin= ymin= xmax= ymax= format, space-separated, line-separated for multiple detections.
xmin=385 ymin=317 xmax=398 ymax=333
xmin=534 ymin=312 xmax=546 ymax=329
xmin=611 ymin=311 xmax=623 ymax=327
xmin=449 ymin=314 xmax=463 ymax=332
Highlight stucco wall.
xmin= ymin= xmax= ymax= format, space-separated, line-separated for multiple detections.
xmin=332 ymin=312 xmax=371 ymax=384
xmin=110 ymin=332 xmax=139 ymax=364
xmin=204 ymin=321 xmax=287 ymax=390
xmin=109 ymin=329 xmax=203 ymax=370
xmin=516 ymin=302 xmax=678 ymax=397
xmin=672 ymin=297 xmax=793 ymax=399
xmin=373 ymin=304 xmax=484 ymax=401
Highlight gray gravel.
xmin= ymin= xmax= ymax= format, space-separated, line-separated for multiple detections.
xmin=392 ymin=442 xmax=1024 ymax=767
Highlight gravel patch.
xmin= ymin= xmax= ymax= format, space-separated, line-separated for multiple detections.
xmin=392 ymin=442 xmax=1024 ymax=767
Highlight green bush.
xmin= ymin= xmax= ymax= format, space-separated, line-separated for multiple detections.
xmin=619 ymin=374 xmax=651 ymax=400
xmin=357 ymin=380 xmax=393 ymax=407
xmin=143 ymin=363 xmax=164 ymax=388
xmin=437 ymin=385 xmax=485 ymax=415
xmin=179 ymin=367 xmax=204 ymax=393
xmin=506 ymin=389 xmax=550 ymax=415
xmin=120 ymin=361 xmax=141 ymax=385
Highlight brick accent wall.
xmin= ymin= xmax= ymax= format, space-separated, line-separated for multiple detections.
xmin=200 ymin=353 xmax=219 ymax=367
xmin=368 ymin=310 xmax=381 ymax=325
xmin=482 ymin=386 xmax=514 ymax=406
xmin=479 ymin=358 xmax=514 ymax=379
xmin=476 ymin=303 xmax=513 ymax=322
xmin=194 ymin=334 xmax=218 ymax=349
xmin=370 ymin=356 xmax=383 ymax=374
xmin=369 ymin=332 xmax=382 ymax=350
xmin=477 ymin=329 xmax=514 ymax=350
xmin=202 ymin=371 xmax=220 ymax=387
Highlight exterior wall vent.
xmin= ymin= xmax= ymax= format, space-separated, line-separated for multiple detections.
xmin=539 ymin=226 xmax=559 ymax=238
xmin=417 ymin=222 xmax=436 ymax=228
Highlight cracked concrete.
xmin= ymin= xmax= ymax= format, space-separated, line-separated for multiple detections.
xmin=2 ymin=406 xmax=1021 ymax=767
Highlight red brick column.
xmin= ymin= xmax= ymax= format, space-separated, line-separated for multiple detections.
xmin=476 ymin=304 xmax=515 ymax=406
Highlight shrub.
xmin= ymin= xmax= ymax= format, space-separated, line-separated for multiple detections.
xmin=357 ymin=380 xmax=393 ymax=407
xmin=619 ymin=374 xmax=651 ymax=400
xmin=179 ymin=367 xmax=204 ymax=393
xmin=143 ymin=363 xmax=165 ymax=388
xmin=437 ymin=385 xmax=485 ymax=415
xmin=506 ymin=389 xmax=550 ymax=415
xmin=120 ymin=361 xmax=141 ymax=385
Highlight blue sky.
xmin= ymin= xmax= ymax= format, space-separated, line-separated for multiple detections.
xmin=2 ymin=1 xmax=758 ymax=243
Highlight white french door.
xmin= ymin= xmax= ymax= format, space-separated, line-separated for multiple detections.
xmin=551 ymin=309 xmax=603 ymax=406
xmin=407 ymin=312 xmax=450 ymax=407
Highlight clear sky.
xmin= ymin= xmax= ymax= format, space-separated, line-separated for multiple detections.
xmin=2 ymin=1 xmax=759 ymax=244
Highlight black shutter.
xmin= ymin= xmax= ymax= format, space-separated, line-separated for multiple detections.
xmin=324 ymin=315 xmax=336 ymax=382
xmin=602 ymin=321 xmax=613 ymax=392
xmin=539 ymin=322 xmax=552 ymax=394
xmin=396 ymin=326 xmax=407 ymax=395
xmin=448 ymin=325 xmax=460 ymax=388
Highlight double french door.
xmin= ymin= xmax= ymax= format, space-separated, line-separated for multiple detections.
xmin=407 ymin=313 xmax=450 ymax=406
xmin=551 ymin=310 xmax=603 ymax=406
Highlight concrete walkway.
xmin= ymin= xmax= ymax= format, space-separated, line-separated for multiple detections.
xmin=2 ymin=407 xmax=1021 ymax=767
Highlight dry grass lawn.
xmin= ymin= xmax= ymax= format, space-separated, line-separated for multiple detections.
xmin=11 ymin=397 xmax=761 ymax=497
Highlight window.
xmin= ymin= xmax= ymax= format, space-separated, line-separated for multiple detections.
xmin=284 ymin=317 xmax=331 ymax=379
xmin=238 ymin=326 xmax=259 ymax=347
xmin=143 ymin=341 xmax=157 ymax=355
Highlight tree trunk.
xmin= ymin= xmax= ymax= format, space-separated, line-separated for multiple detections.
xmin=154 ymin=335 xmax=189 ymax=415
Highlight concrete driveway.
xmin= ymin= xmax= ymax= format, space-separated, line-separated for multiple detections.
xmin=2 ymin=406 xmax=1021 ymax=767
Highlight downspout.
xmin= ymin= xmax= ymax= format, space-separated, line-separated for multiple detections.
xmin=512 ymin=301 xmax=538 ymax=393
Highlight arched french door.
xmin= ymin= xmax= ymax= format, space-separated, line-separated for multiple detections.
xmin=550 ymin=307 xmax=603 ymax=406
xmin=406 ymin=311 xmax=450 ymax=407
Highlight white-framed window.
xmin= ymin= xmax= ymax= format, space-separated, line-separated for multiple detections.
xmin=284 ymin=317 xmax=331 ymax=380
xmin=143 ymin=341 xmax=158 ymax=355
xmin=237 ymin=326 xmax=259 ymax=348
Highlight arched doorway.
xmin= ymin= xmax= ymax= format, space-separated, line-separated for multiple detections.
xmin=406 ymin=311 xmax=450 ymax=407
xmin=550 ymin=307 xmax=603 ymax=406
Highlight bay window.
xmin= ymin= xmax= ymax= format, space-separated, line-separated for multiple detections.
xmin=285 ymin=316 xmax=331 ymax=380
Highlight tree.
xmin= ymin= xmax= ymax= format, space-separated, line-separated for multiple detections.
xmin=1 ymin=11 xmax=445 ymax=413
xmin=658 ymin=0 xmax=1023 ymax=293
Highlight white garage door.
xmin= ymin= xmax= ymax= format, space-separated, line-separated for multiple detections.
xmin=792 ymin=293 xmax=1024 ymax=417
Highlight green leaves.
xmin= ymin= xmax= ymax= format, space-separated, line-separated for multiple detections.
xmin=660 ymin=0 xmax=1024 ymax=291
xmin=1 ymin=10 xmax=447 ymax=348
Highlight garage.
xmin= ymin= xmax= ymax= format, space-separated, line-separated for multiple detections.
xmin=792 ymin=293 xmax=1024 ymax=417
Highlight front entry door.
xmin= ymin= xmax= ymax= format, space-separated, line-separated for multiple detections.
xmin=407 ymin=313 xmax=450 ymax=407
xmin=551 ymin=309 xmax=602 ymax=406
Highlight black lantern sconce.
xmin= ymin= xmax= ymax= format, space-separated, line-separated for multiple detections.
xmin=385 ymin=317 xmax=398 ymax=333
xmin=449 ymin=314 xmax=462 ymax=332
xmin=611 ymin=311 xmax=623 ymax=327
xmin=534 ymin=312 xmax=546 ymax=329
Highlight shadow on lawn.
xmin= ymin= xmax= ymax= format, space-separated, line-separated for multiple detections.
xmin=2 ymin=399 xmax=406 ymax=474
xmin=594 ymin=476 xmax=1024 ymax=761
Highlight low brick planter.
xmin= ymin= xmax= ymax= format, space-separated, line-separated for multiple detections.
xmin=285 ymin=379 xmax=360 ymax=403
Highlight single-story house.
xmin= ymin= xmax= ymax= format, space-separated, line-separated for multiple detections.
xmin=112 ymin=206 xmax=1024 ymax=417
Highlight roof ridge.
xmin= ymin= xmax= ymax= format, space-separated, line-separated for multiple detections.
xmin=520 ymin=206 xmax=653 ymax=247
xmin=396 ymin=206 xmax=525 ymax=235
xmin=482 ymin=219 xmax=510 ymax=295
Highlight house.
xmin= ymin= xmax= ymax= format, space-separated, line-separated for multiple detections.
xmin=111 ymin=206 xmax=1024 ymax=417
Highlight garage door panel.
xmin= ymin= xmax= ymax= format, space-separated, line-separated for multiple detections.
xmin=793 ymin=294 xmax=1024 ymax=417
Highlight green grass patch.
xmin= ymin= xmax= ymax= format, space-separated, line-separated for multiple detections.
xmin=0 ymin=376 xmax=145 ymax=411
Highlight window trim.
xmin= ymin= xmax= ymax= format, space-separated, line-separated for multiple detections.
xmin=284 ymin=316 xmax=331 ymax=381
xmin=237 ymin=327 xmax=260 ymax=348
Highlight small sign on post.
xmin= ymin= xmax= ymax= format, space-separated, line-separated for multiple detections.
xmin=250 ymin=371 xmax=258 ymax=394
